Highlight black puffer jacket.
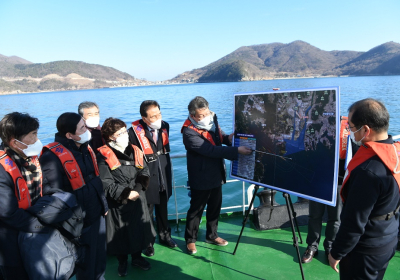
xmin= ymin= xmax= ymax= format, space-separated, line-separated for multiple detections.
xmin=182 ymin=114 xmax=239 ymax=190
xmin=39 ymin=133 xmax=108 ymax=228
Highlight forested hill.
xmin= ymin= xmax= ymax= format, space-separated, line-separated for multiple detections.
xmin=0 ymin=60 xmax=134 ymax=80
xmin=169 ymin=41 xmax=400 ymax=83
xmin=0 ymin=57 xmax=137 ymax=94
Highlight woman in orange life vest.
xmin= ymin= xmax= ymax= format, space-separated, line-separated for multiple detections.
xmin=0 ymin=112 xmax=47 ymax=280
xmin=40 ymin=112 xmax=108 ymax=280
xmin=97 ymin=117 xmax=155 ymax=277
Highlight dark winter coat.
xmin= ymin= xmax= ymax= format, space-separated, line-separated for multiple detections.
xmin=19 ymin=191 xmax=80 ymax=280
xmin=0 ymin=148 xmax=49 ymax=267
xmin=88 ymin=126 xmax=104 ymax=155
xmin=182 ymin=114 xmax=239 ymax=190
xmin=39 ymin=133 xmax=108 ymax=228
xmin=331 ymin=137 xmax=400 ymax=259
xmin=128 ymin=119 xmax=173 ymax=204
xmin=97 ymin=144 xmax=156 ymax=255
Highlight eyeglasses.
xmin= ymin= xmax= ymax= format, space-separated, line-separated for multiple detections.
xmin=148 ymin=113 xmax=162 ymax=121
xmin=114 ymin=129 xmax=128 ymax=138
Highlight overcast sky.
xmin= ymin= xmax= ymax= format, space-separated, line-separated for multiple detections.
xmin=1 ymin=0 xmax=399 ymax=81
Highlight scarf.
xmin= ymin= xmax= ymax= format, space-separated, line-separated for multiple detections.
xmin=4 ymin=145 xmax=42 ymax=204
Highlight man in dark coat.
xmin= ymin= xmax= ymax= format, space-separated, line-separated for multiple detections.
xmin=0 ymin=112 xmax=49 ymax=279
xmin=329 ymin=99 xmax=400 ymax=279
xmin=182 ymin=96 xmax=252 ymax=254
xmin=40 ymin=112 xmax=108 ymax=280
xmin=78 ymin=101 xmax=104 ymax=154
xmin=128 ymin=100 xmax=177 ymax=257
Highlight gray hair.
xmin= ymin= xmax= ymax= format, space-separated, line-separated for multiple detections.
xmin=188 ymin=96 xmax=209 ymax=116
xmin=78 ymin=101 xmax=99 ymax=116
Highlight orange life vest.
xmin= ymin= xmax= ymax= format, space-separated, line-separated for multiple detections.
xmin=0 ymin=151 xmax=42 ymax=209
xmin=181 ymin=118 xmax=223 ymax=146
xmin=97 ymin=144 xmax=144 ymax=170
xmin=131 ymin=120 xmax=170 ymax=162
xmin=42 ymin=142 xmax=99 ymax=191
xmin=339 ymin=116 xmax=350 ymax=160
xmin=341 ymin=141 xmax=400 ymax=202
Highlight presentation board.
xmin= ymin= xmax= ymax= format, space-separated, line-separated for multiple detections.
xmin=230 ymin=87 xmax=340 ymax=206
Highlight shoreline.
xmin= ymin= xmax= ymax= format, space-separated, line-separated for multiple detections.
xmin=1 ymin=74 xmax=399 ymax=96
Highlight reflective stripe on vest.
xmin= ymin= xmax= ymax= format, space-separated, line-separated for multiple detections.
xmin=0 ymin=151 xmax=42 ymax=209
xmin=181 ymin=119 xmax=223 ymax=146
xmin=131 ymin=120 xmax=170 ymax=162
xmin=43 ymin=142 xmax=99 ymax=191
xmin=98 ymin=144 xmax=144 ymax=170
xmin=339 ymin=116 xmax=349 ymax=160
xmin=341 ymin=141 xmax=400 ymax=203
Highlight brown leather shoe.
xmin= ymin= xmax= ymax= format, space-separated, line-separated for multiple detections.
xmin=205 ymin=237 xmax=229 ymax=246
xmin=187 ymin=243 xmax=197 ymax=255
xmin=301 ymin=248 xmax=318 ymax=263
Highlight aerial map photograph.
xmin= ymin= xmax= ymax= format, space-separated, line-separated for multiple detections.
xmin=232 ymin=88 xmax=338 ymax=204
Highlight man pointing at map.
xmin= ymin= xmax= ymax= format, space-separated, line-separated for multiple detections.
xmin=181 ymin=96 xmax=252 ymax=255
xmin=328 ymin=98 xmax=400 ymax=279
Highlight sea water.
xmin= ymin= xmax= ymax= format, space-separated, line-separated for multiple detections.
xmin=1 ymin=76 xmax=400 ymax=218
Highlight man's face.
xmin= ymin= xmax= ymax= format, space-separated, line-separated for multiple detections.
xmin=66 ymin=119 xmax=87 ymax=142
xmin=348 ymin=111 xmax=367 ymax=142
xmin=13 ymin=129 xmax=39 ymax=148
xmin=192 ymin=107 xmax=210 ymax=123
xmin=11 ymin=129 xmax=39 ymax=157
xmin=142 ymin=105 xmax=161 ymax=125
xmin=82 ymin=106 xmax=99 ymax=120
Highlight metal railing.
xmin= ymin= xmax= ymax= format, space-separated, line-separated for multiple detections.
xmin=167 ymin=134 xmax=400 ymax=226
xmin=169 ymin=154 xmax=249 ymax=226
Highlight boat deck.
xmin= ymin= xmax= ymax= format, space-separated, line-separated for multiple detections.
xmin=103 ymin=213 xmax=400 ymax=279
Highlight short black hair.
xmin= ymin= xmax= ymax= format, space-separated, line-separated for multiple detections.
xmin=101 ymin=117 xmax=127 ymax=143
xmin=56 ymin=112 xmax=82 ymax=136
xmin=0 ymin=112 xmax=39 ymax=145
xmin=348 ymin=98 xmax=389 ymax=133
xmin=78 ymin=101 xmax=99 ymax=116
xmin=188 ymin=96 xmax=209 ymax=116
xmin=140 ymin=100 xmax=160 ymax=117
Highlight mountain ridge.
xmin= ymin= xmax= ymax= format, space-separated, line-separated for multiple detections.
xmin=0 ymin=56 xmax=140 ymax=94
xmin=170 ymin=41 xmax=400 ymax=83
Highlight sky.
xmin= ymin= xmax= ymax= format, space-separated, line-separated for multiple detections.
xmin=0 ymin=0 xmax=399 ymax=81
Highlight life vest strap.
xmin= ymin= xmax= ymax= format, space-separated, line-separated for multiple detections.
xmin=0 ymin=150 xmax=34 ymax=209
xmin=370 ymin=204 xmax=400 ymax=221
xmin=131 ymin=120 xmax=170 ymax=162
xmin=43 ymin=142 xmax=98 ymax=191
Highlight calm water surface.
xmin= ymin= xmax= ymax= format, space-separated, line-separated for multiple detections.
xmin=2 ymin=76 xmax=400 ymax=216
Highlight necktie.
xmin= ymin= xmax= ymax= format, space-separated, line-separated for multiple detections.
xmin=150 ymin=129 xmax=157 ymax=146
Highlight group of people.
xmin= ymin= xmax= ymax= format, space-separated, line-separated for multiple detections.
xmin=0 ymin=96 xmax=251 ymax=279
xmin=302 ymin=98 xmax=400 ymax=280
xmin=1 ymin=96 xmax=399 ymax=280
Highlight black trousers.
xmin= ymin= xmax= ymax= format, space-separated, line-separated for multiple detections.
xmin=75 ymin=216 xmax=107 ymax=280
xmin=185 ymin=186 xmax=222 ymax=244
xmin=306 ymin=185 xmax=342 ymax=251
xmin=148 ymin=190 xmax=171 ymax=242
xmin=339 ymin=243 xmax=397 ymax=280
xmin=116 ymin=251 xmax=141 ymax=263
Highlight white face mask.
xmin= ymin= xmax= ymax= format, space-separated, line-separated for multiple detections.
xmin=350 ymin=126 xmax=365 ymax=146
xmin=115 ymin=133 xmax=130 ymax=150
xmin=198 ymin=115 xmax=212 ymax=126
xmin=85 ymin=116 xmax=100 ymax=128
xmin=74 ymin=129 xmax=92 ymax=144
xmin=149 ymin=118 xmax=162 ymax=130
xmin=15 ymin=139 xmax=43 ymax=157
